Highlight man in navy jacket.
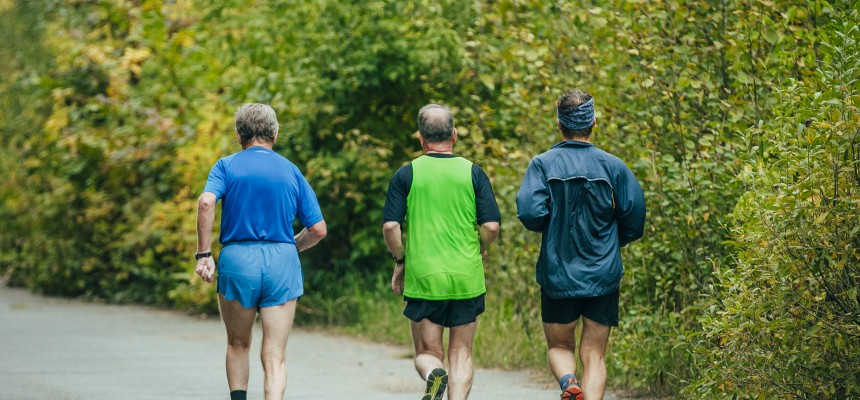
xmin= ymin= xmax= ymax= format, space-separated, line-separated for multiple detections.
xmin=516 ymin=89 xmax=646 ymax=400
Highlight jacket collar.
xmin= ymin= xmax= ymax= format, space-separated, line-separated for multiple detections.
xmin=551 ymin=140 xmax=594 ymax=149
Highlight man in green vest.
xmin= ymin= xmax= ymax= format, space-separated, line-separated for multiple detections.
xmin=382 ymin=104 xmax=501 ymax=400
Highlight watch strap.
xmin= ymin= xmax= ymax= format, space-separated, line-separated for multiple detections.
xmin=195 ymin=252 xmax=212 ymax=260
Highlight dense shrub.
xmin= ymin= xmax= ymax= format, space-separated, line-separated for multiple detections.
xmin=688 ymin=4 xmax=860 ymax=397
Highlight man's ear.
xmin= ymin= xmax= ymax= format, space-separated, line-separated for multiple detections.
xmin=452 ymin=128 xmax=457 ymax=144
xmin=235 ymin=130 xmax=242 ymax=145
xmin=591 ymin=118 xmax=596 ymax=129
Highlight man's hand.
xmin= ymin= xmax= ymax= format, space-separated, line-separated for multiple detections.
xmin=195 ymin=257 xmax=216 ymax=283
xmin=391 ymin=263 xmax=405 ymax=295
xmin=196 ymin=192 xmax=217 ymax=283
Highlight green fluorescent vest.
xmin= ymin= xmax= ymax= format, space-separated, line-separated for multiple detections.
xmin=404 ymin=155 xmax=486 ymax=300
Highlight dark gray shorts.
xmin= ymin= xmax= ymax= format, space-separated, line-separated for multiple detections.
xmin=541 ymin=289 xmax=619 ymax=327
xmin=403 ymin=294 xmax=485 ymax=328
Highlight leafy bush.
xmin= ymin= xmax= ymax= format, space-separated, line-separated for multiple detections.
xmin=689 ymin=4 xmax=860 ymax=397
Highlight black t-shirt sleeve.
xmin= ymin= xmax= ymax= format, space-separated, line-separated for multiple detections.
xmin=382 ymin=163 xmax=412 ymax=223
xmin=472 ymin=164 xmax=501 ymax=225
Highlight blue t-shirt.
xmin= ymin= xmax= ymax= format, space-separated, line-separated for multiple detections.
xmin=203 ymin=147 xmax=323 ymax=245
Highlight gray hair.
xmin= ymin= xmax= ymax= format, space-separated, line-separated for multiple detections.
xmin=417 ymin=104 xmax=454 ymax=143
xmin=234 ymin=103 xmax=278 ymax=145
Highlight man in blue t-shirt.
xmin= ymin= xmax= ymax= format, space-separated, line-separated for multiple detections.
xmin=195 ymin=103 xmax=327 ymax=400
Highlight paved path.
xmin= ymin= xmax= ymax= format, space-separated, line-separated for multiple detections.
xmin=0 ymin=286 xmax=618 ymax=399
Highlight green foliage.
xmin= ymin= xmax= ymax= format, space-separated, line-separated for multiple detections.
xmin=0 ymin=0 xmax=187 ymax=304
xmin=689 ymin=3 xmax=860 ymax=397
xmin=1 ymin=0 xmax=856 ymax=396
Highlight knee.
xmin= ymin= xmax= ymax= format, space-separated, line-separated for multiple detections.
xmin=447 ymin=346 xmax=472 ymax=364
xmin=261 ymin=346 xmax=286 ymax=365
xmin=228 ymin=337 xmax=252 ymax=351
xmin=417 ymin=348 xmax=444 ymax=362
xmin=579 ymin=349 xmax=606 ymax=368
xmin=547 ymin=338 xmax=576 ymax=352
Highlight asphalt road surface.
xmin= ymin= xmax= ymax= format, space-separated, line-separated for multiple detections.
xmin=0 ymin=286 xmax=619 ymax=400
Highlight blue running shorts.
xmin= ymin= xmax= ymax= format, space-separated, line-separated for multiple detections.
xmin=217 ymin=242 xmax=303 ymax=309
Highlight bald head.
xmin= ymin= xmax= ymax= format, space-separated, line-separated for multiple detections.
xmin=417 ymin=104 xmax=455 ymax=143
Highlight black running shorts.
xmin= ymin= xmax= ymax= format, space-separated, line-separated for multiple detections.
xmin=541 ymin=289 xmax=619 ymax=327
xmin=403 ymin=294 xmax=485 ymax=328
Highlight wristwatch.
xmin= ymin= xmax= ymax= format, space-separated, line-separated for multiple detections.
xmin=195 ymin=252 xmax=212 ymax=260
xmin=392 ymin=255 xmax=405 ymax=264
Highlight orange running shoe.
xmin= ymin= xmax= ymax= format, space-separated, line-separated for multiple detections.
xmin=560 ymin=376 xmax=583 ymax=400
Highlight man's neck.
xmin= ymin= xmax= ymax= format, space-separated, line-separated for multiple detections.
xmin=423 ymin=142 xmax=453 ymax=154
xmin=564 ymin=136 xmax=591 ymax=143
xmin=242 ymin=140 xmax=274 ymax=150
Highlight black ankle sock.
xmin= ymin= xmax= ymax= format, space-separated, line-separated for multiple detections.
xmin=230 ymin=390 xmax=247 ymax=400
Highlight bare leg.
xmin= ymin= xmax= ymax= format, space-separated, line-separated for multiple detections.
xmin=543 ymin=320 xmax=579 ymax=382
xmin=259 ymin=299 xmax=297 ymax=400
xmin=447 ymin=321 xmax=477 ymax=400
xmin=219 ymin=293 xmax=258 ymax=392
xmin=410 ymin=319 xmax=445 ymax=380
xmin=578 ymin=317 xmax=610 ymax=400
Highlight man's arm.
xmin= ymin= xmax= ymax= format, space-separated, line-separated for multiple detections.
xmin=615 ymin=166 xmax=646 ymax=247
xmin=295 ymin=220 xmax=327 ymax=252
xmin=479 ymin=221 xmax=500 ymax=257
xmin=516 ymin=158 xmax=550 ymax=231
xmin=382 ymin=165 xmax=411 ymax=295
xmin=382 ymin=221 xmax=405 ymax=260
xmin=471 ymin=164 xmax=501 ymax=258
xmin=195 ymin=192 xmax=217 ymax=283
xmin=382 ymin=221 xmax=405 ymax=295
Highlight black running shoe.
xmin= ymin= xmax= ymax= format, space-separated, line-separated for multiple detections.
xmin=422 ymin=368 xmax=448 ymax=400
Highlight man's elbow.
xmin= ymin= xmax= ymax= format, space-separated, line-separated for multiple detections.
xmin=309 ymin=220 xmax=328 ymax=240
xmin=481 ymin=221 xmax=500 ymax=236
xmin=198 ymin=193 xmax=216 ymax=212
xmin=382 ymin=221 xmax=400 ymax=235
xmin=516 ymin=214 xmax=544 ymax=232
xmin=619 ymin=226 xmax=645 ymax=247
